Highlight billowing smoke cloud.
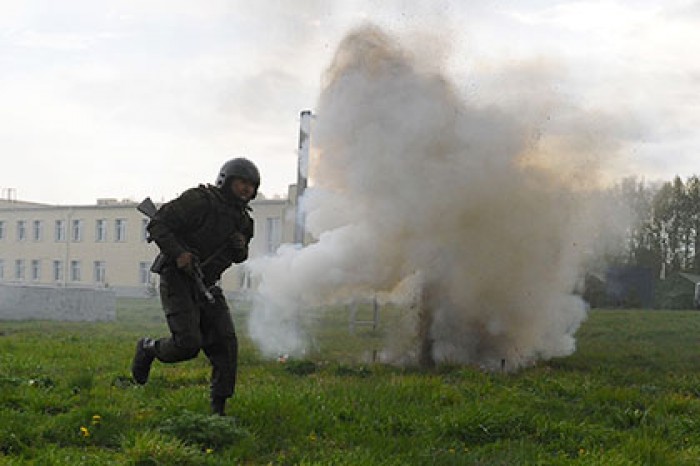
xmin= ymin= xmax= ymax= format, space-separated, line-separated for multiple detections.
xmin=247 ymin=24 xmax=618 ymax=370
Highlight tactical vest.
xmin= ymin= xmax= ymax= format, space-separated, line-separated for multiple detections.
xmin=178 ymin=185 xmax=253 ymax=261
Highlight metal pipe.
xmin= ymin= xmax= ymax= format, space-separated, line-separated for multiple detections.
xmin=294 ymin=110 xmax=312 ymax=245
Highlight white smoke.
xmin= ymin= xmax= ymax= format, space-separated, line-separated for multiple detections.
xmin=247 ymin=24 xmax=619 ymax=370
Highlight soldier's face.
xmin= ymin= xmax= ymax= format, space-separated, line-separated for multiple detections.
xmin=231 ymin=178 xmax=255 ymax=201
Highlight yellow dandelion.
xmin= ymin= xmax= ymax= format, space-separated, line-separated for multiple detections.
xmin=206 ymin=448 xmax=214 ymax=454
xmin=80 ymin=426 xmax=90 ymax=437
xmin=308 ymin=432 xmax=317 ymax=442
xmin=91 ymin=415 xmax=102 ymax=425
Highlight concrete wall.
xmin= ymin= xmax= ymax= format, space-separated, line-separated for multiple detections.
xmin=0 ymin=284 xmax=115 ymax=321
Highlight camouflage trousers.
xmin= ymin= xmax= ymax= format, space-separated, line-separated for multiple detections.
xmin=153 ymin=268 xmax=238 ymax=399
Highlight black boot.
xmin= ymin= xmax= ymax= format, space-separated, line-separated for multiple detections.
xmin=131 ymin=337 xmax=156 ymax=385
xmin=211 ymin=396 xmax=227 ymax=416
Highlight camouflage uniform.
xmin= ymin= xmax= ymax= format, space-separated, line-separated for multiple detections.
xmin=146 ymin=184 xmax=253 ymax=404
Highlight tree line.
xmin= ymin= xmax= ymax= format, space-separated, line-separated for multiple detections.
xmin=602 ymin=174 xmax=700 ymax=278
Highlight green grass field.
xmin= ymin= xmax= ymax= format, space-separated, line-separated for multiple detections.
xmin=2 ymin=299 xmax=700 ymax=465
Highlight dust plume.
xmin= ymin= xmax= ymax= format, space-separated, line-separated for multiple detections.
xmin=247 ymin=24 xmax=618 ymax=370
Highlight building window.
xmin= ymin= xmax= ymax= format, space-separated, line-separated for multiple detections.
xmin=141 ymin=219 xmax=149 ymax=242
xmin=31 ymin=260 xmax=40 ymax=281
xmin=139 ymin=261 xmax=152 ymax=285
xmin=94 ymin=261 xmax=106 ymax=284
xmin=0 ymin=259 xmax=4 ymax=280
xmin=72 ymin=219 xmax=83 ymax=242
xmin=15 ymin=259 xmax=25 ymax=281
xmin=32 ymin=220 xmax=42 ymax=241
xmin=55 ymin=220 xmax=66 ymax=242
xmin=265 ymin=217 xmax=281 ymax=254
xmin=96 ymin=219 xmax=107 ymax=242
xmin=0 ymin=220 xmax=5 ymax=240
xmin=53 ymin=260 xmax=63 ymax=282
xmin=115 ymin=219 xmax=127 ymax=242
xmin=17 ymin=220 xmax=27 ymax=241
xmin=70 ymin=260 xmax=81 ymax=282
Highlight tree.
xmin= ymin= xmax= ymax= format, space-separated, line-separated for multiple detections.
xmin=604 ymin=176 xmax=659 ymax=273
xmin=686 ymin=175 xmax=700 ymax=273
xmin=652 ymin=179 xmax=680 ymax=276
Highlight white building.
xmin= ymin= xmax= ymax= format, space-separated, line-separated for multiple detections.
xmin=0 ymin=187 xmax=298 ymax=297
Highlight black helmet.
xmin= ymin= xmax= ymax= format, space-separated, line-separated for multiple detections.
xmin=215 ymin=157 xmax=260 ymax=199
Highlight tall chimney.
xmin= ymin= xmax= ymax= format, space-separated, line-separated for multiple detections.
xmin=294 ymin=110 xmax=312 ymax=245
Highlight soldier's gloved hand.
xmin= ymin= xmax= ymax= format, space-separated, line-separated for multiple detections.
xmin=231 ymin=232 xmax=247 ymax=250
xmin=176 ymin=252 xmax=195 ymax=272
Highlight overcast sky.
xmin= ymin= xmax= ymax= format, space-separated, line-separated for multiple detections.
xmin=1 ymin=0 xmax=699 ymax=205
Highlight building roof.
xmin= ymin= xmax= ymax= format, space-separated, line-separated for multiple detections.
xmin=0 ymin=199 xmax=138 ymax=212
xmin=0 ymin=196 xmax=290 ymax=212
xmin=0 ymin=199 xmax=50 ymax=209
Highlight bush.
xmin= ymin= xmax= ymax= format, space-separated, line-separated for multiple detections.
xmin=334 ymin=364 xmax=371 ymax=377
xmin=284 ymin=360 xmax=317 ymax=376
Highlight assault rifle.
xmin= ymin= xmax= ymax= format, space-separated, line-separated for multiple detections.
xmin=137 ymin=197 xmax=215 ymax=304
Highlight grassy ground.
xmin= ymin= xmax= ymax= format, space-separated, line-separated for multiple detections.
xmin=2 ymin=300 xmax=700 ymax=465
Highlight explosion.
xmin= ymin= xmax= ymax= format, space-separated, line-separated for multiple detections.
xmin=248 ymin=24 xmax=617 ymax=370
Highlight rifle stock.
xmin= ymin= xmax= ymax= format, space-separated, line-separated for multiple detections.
xmin=137 ymin=197 xmax=158 ymax=219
